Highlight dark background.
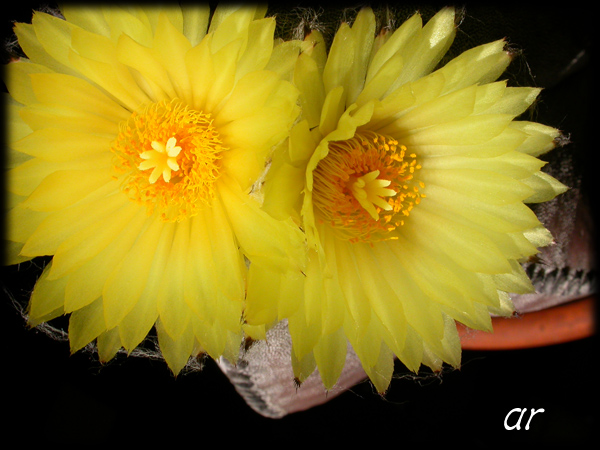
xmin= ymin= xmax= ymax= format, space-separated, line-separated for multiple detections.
xmin=2 ymin=1 xmax=596 ymax=445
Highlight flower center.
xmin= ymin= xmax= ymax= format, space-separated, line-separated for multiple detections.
xmin=312 ymin=130 xmax=424 ymax=242
xmin=111 ymin=100 xmax=224 ymax=222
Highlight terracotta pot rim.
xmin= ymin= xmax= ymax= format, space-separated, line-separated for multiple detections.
xmin=458 ymin=295 xmax=596 ymax=350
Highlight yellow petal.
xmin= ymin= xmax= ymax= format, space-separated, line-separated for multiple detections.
xmin=480 ymin=86 xmax=541 ymax=116
xmin=156 ymin=221 xmax=192 ymax=340
xmin=49 ymin=200 xmax=138 ymax=282
xmin=345 ymin=7 xmax=376 ymax=104
xmin=4 ymin=240 xmax=33 ymax=266
xmin=344 ymin=316 xmax=381 ymax=369
xmin=209 ymin=6 xmax=264 ymax=51
xmin=8 ymin=154 xmax=109 ymax=199
xmin=185 ymin=36 xmax=214 ymax=110
xmin=102 ymin=217 xmax=164 ymax=329
xmin=115 ymin=218 xmax=166 ymax=352
xmin=398 ymin=325 xmax=426 ymax=372
xmin=523 ymin=226 xmax=554 ymax=248
xmin=152 ymin=12 xmax=193 ymax=101
xmin=60 ymin=6 xmax=110 ymax=38
xmin=319 ymin=86 xmax=345 ymax=137
xmin=351 ymin=243 xmax=408 ymax=355
xmin=302 ymin=251 xmax=325 ymax=331
xmin=409 ymin=125 xmax=526 ymax=158
xmin=204 ymin=38 xmax=243 ymax=112
xmin=261 ymin=143 xmax=306 ymax=221
xmin=368 ymin=70 xmax=444 ymax=131
xmin=493 ymin=260 xmax=535 ymax=295
xmin=118 ymin=290 xmax=159 ymax=354
xmin=185 ymin=207 xmax=246 ymax=335
xmin=289 ymin=119 xmax=319 ymax=166
xmin=423 ymin=183 xmax=541 ymax=233
xmin=303 ymin=30 xmax=327 ymax=74
xmin=313 ymin=327 xmax=347 ymax=390
xmin=180 ymin=4 xmax=210 ymax=46
xmin=293 ymin=52 xmax=325 ymax=129
xmin=27 ymin=262 xmax=67 ymax=323
xmin=243 ymin=323 xmax=266 ymax=341
xmin=367 ymin=243 xmax=447 ymax=347
xmin=332 ymin=238 xmax=371 ymax=332
xmin=183 ymin=213 xmax=221 ymax=323
xmin=6 ymin=202 xmax=48 ymax=245
xmin=13 ymin=21 xmax=71 ymax=74
xmin=3 ymin=60 xmax=54 ymax=106
xmin=291 ymin=345 xmax=317 ymax=384
xmin=366 ymin=13 xmax=422 ymax=85
xmin=393 ymin=233 xmax=493 ymax=319
xmin=68 ymin=297 xmax=106 ymax=353
xmin=103 ymin=6 xmax=153 ymax=45
xmin=366 ymin=344 xmax=395 ymax=394
xmin=218 ymin=176 xmax=305 ymax=274
xmin=156 ymin=318 xmax=195 ymax=375
xmin=277 ymin=270 xmax=305 ymax=321
xmin=320 ymin=233 xmax=349 ymax=334
xmin=19 ymin=102 xmax=119 ymax=135
xmin=265 ymin=39 xmax=304 ymax=80
xmin=407 ymin=206 xmax=512 ymax=274
xmin=356 ymin=52 xmax=404 ymax=106
xmin=23 ymin=167 xmax=112 ymax=212
xmin=437 ymin=40 xmax=511 ymax=95
xmin=244 ymin=264 xmax=281 ymax=326
xmin=235 ymin=17 xmax=276 ymax=80
xmin=29 ymin=72 xmax=129 ymax=122
xmin=202 ymin=197 xmax=246 ymax=305
xmin=63 ymin=207 xmax=147 ymax=313
xmin=215 ymin=70 xmax=279 ymax=124
xmin=386 ymin=113 xmax=514 ymax=145
xmin=512 ymin=121 xmax=561 ymax=157
xmin=522 ymin=171 xmax=569 ymax=203
xmin=288 ymin=306 xmax=320 ymax=362
xmin=426 ymin=313 xmax=462 ymax=369
xmin=423 ymin=150 xmax=545 ymax=179
xmin=242 ymin=254 xmax=305 ymax=326
xmin=5 ymin=99 xmax=33 ymax=146
xmin=21 ymin=183 xmax=124 ymax=257
xmin=322 ymin=23 xmax=353 ymax=98
xmin=97 ymin=327 xmax=122 ymax=363
xmin=389 ymin=7 xmax=456 ymax=89
xmin=68 ymin=27 xmax=149 ymax=111
xmin=393 ymin=83 xmax=478 ymax=132
xmin=116 ymin=33 xmax=176 ymax=101
xmin=420 ymin=168 xmax=534 ymax=204
xmin=218 ymin=86 xmax=298 ymax=166
xmin=13 ymin=128 xmax=113 ymax=162
xmin=31 ymin=11 xmax=79 ymax=72
xmin=191 ymin=316 xmax=233 ymax=361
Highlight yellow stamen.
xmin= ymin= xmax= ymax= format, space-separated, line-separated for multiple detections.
xmin=312 ymin=130 xmax=424 ymax=242
xmin=111 ymin=99 xmax=224 ymax=222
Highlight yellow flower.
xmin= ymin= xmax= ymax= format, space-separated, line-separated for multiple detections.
xmin=4 ymin=5 xmax=305 ymax=374
xmin=248 ymin=7 xmax=568 ymax=392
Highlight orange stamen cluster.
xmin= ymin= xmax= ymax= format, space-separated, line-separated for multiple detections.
xmin=111 ymin=100 xmax=224 ymax=222
xmin=312 ymin=130 xmax=424 ymax=242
